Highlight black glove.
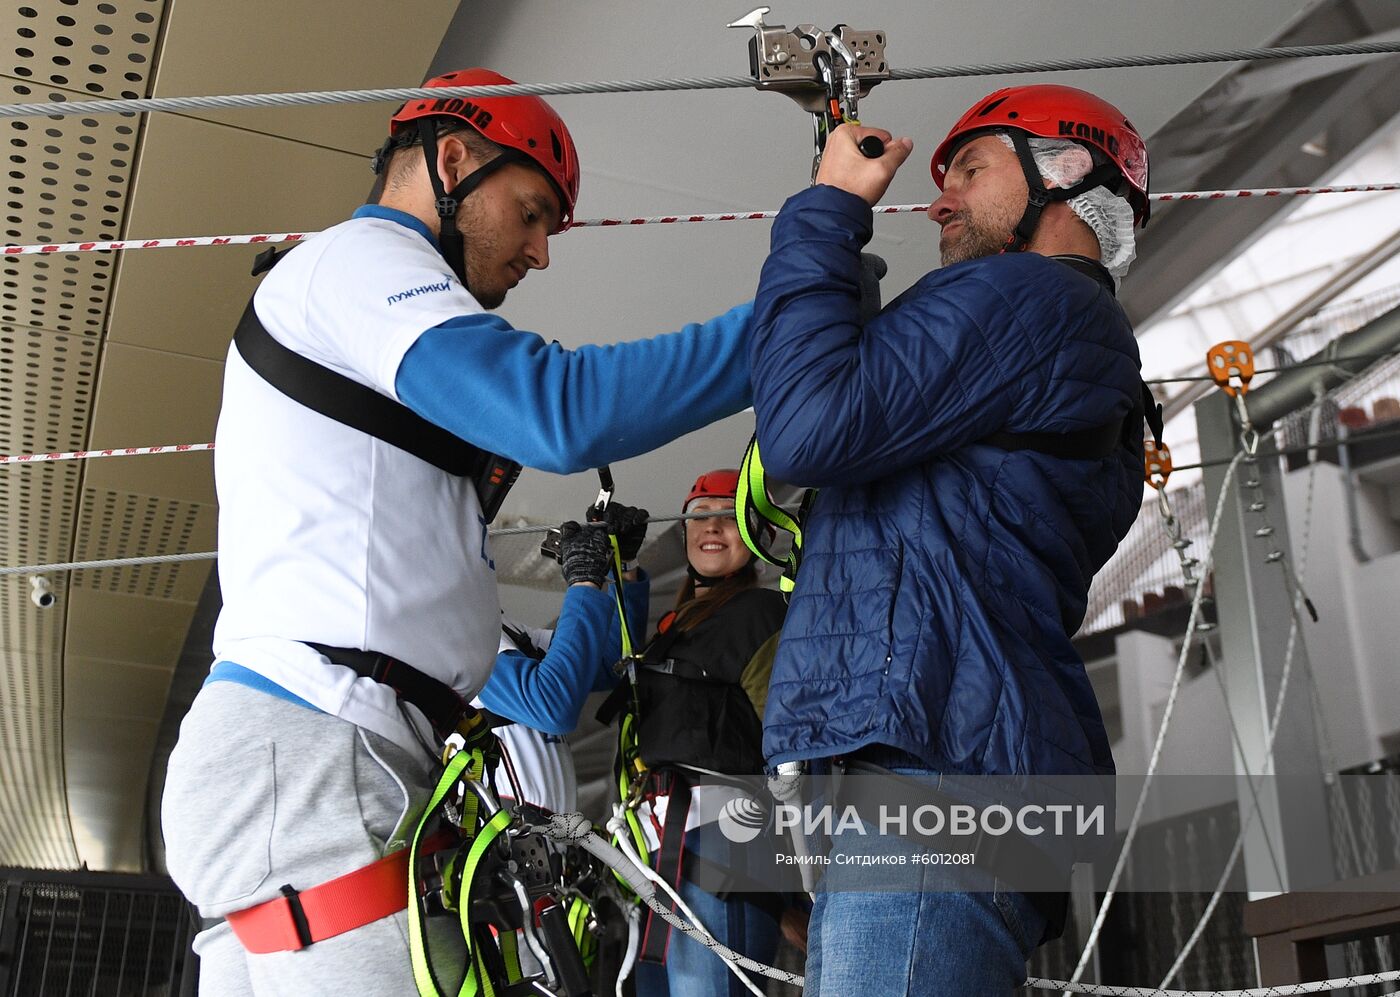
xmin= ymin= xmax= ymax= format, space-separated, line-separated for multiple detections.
xmin=587 ymin=502 xmax=650 ymax=563
xmin=558 ymin=521 xmax=611 ymax=587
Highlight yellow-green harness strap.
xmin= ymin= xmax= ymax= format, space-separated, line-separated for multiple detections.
xmin=736 ymin=434 xmax=807 ymax=593
xmin=409 ymin=747 xmax=480 ymax=997
xmin=454 ymin=809 xmax=512 ymax=997
xmin=607 ymin=535 xmax=635 ymax=659
xmin=497 ymin=930 xmax=522 ymax=984
xmin=566 ymin=897 xmax=598 ymax=968
xmin=604 ymin=521 xmax=651 ymax=896
xmin=408 ymin=748 xmax=511 ymax=997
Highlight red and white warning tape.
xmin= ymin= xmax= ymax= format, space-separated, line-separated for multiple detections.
xmin=4 ymin=184 xmax=1398 ymax=256
xmin=3 ymin=234 xmax=308 ymax=257
xmin=1150 ymin=182 xmax=1400 ymax=202
xmin=0 ymin=443 xmax=212 ymax=466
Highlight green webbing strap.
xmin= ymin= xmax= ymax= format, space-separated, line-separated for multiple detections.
xmin=600 ymin=520 xmax=652 ymax=904
xmin=736 ymin=434 xmax=806 ymax=593
xmin=609 ymin=711 xmax=651 ymax=896
xmin=497 ymin=930 xmax=522 ymax=984
xmin=607 ymin=535 xmax=635 ymax=659
xmin=409 ymin=747 xmax=480 ymax=997
xmin=567 ymin=898 xmax=586 ymax=946
xmin=566 ymin=897 xmax=597 ymax=968
xmin=408 ymin=749 xmax=510 ymax=997
xmin=454 ymin=809 xmax=512 ymax=997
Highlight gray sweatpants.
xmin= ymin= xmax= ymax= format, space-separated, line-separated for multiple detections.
xmin=161 ymin=682 xmax=466 ymax=996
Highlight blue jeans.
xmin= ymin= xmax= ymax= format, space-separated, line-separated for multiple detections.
xmin=633 ymin=876 xmax=780 ymax=997
xmin=804 ymin=765 xmax=1048 ymax=997
xmin=806 ymin=883 xmax=1044 ymax=996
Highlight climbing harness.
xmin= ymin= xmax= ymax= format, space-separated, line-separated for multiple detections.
xmin=218 ymin=709 xmax=585 ymax=996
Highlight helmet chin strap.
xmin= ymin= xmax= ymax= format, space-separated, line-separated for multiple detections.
xmin=417 ymin=120 xmax=530 ymax=291
xmin=1002 ymin=129 xmax=1126 ymax=255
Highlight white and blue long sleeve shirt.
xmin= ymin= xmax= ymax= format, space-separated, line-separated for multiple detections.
xmin=211 ymin=205 xmax=751 ymax=754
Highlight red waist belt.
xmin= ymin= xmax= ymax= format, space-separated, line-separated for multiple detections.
xmin=226 ymin=830 xmax=456 ymax=954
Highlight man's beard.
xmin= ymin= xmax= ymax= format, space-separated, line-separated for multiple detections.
xmin=455 ymin=201 xmax=509 ymax=309
xmin=939 ymin=209 xmax=1012 ymax=267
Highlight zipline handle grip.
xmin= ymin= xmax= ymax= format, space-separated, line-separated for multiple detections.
xmin=858 ymin=135 xmax=885 ymax=158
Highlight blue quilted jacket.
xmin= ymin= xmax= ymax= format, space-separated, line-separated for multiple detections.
xmin=752 ymin=185 xmax=1143 ymax=777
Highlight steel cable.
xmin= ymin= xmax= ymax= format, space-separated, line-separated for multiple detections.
xmin=0 ymin=508 xmax=736 ymax=576
xmin=2 ymin=40 xmax=1399 ymax=120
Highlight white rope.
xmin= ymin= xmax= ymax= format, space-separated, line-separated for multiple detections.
xmin=1156 ymin=398 xmax=1328 ymax=986
xmin=604 ymin=810 xmax=766 ymax=997
xmin=1157 ymin=382 xmax=1376 ymax=987
xmin=537 ymin=811 xmax=803 ymax=988
xmin=1065 ymin=451 xmax=1247 ymax=992
xmin=615 ymin=903 xmax=641 ymax=997
xmin=1157 ymin=500 xmax=1315 ymax=987
xmin=6 ymin=185 xmax=1399 ymax=256
xmin=3 ymin=40 xmax=1399 ymax=120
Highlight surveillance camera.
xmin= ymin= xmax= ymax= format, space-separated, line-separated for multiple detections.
xmin=29 ymin=575 xmax=55 ymax=609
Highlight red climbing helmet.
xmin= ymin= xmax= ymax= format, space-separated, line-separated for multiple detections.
xmin=930 ymin=84 xmax=1150 ymax=225
xmin=685 ymin=469 xmax=741 ymax=511
xmin=389 ymin=68 xmax=580 ymax=232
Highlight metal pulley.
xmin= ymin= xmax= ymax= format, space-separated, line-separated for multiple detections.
xmin=728 ymin=6 xmax=891 ymax=178
xmin=1206 ymin=340 xmax=1255 ymax=397
xmin=1206 ymin=340 xmax=1260 ymax=448
xmin=1144 ymin=439 xmax=1173 ymax=490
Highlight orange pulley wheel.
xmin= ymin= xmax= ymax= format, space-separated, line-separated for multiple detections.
xmin=1145 ymin=440 xmax=1173 ymax=489
xmin=1206 ymin=341 xmax=1255 ymax=396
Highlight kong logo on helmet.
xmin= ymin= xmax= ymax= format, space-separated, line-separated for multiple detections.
xmin=427 ymin=98 xmax=492 ymax=132
xmin=1058 ymin=120 xmax=1121 ymax=158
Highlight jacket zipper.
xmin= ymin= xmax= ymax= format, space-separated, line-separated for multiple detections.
xmin=882 ymin=542 xmax=904 ymax=677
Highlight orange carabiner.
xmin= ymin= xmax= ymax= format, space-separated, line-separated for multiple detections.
xmin=1145 ymin=440 xmax=1173 ymax=490
xmin=1206 ymin=341 xmax=1255 ymax=397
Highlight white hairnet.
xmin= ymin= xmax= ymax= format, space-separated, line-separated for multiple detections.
xmin=997 ymin=132 xmax=1137 ymax=281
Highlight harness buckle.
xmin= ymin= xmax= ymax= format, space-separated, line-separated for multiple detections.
xmin=1025 ymin=185 xmax=1053 ymax=209
xmin=434 ymin=195 xmax=459 ymax=218
xmin=277 ymin=885 xmax=313 ymax=949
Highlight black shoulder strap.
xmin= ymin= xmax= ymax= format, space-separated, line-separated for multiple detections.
xmin=1050 ymin=254 xmax=1116 ymax=295
xmin=977 ymin=255 xmax=1157 ymax=461
xmin=232 ymin=254 xmax=521 ymax=522
xmin=637 ymin=614 xmax=689 ymax=665
xmin=501 ymin=621 xmax=547 ymax=661
xmin=979 ymin=421 xmax=1127 ymax=461
xmin=234 ymin=300 xmax=482 ymax=477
